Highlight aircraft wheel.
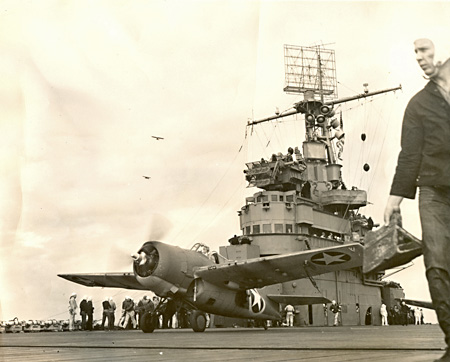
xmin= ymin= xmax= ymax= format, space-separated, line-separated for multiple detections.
xmin=189 ymin=310 xmax=207 ymax=332
xmin=140 ymin=312 xmax=157 ymax=333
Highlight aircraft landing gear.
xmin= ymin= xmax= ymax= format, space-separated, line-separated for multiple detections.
xmin=189 ymin=310 xmax=207 ymax=332
xmin=140 ymin=312 xmax=158 ymax=333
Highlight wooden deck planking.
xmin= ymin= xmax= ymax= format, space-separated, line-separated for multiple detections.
xmin=0 ymin=347 xmax=446 ymax=362
xmin=0 ymin=325 xmax=447 ymax=362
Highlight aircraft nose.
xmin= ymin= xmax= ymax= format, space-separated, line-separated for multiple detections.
xmin=138 ymin=251 xmax=148 ymax=266
xmin=131 ymin=251 xmax=148 ymax=266
xmin=133 ymin=243 xmax=159 ymax=278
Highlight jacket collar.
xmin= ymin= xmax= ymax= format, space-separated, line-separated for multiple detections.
xmin=426 ymin=80 xmax=446 ymax=100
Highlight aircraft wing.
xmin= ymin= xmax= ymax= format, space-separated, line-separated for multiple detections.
xmin=58 ymin=272 xmax=148 ymax=290
xmin=396 ymin=298 xmax=434 ymax=310
xmin=267 ymin=295 xmax=330 ymax=305
xmin=195 ymin=243 xmax=363 ymax=290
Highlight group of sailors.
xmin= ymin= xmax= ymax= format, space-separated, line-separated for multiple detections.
xmin=365 ymin=302 xmax=425 ymax=326
xmin=67 ymin=293 xmax=205 ymax=331
xmin=65 ymin=293 xmax=159 ymax=331
xmin=67 ymin=292 xmax=161 ymax=331
xmin=262 ymin=147 xmax=306 ymax=166
xmin=1 ymin=293 xmax=206 ymax=333
xmin=385 ymin=302 xmax=425 ymax=326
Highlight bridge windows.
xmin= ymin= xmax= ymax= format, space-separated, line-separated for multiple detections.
xmin=286 ymin=224 xmax=293 ymax=233
xmin=263 ymin=224 xmax=272 ymax=233
xmin=274 ymin=224 xmax=284 ymax=233
xmin=257 ymin=195 xmax=269 ymax=203
xmin=247 ymin=223 xmax=296 ymax=234
xmin=248 ymin=192 xmax=304 ymax=206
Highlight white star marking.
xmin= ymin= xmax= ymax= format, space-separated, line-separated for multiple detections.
xmin=248 ymin=289 xmax=265 ymax=313
xmin=314 ymin=253 xmax=347 ymax=265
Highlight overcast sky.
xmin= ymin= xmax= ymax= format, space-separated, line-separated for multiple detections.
xmin=1 ymin=1 xmax=448 ymax=324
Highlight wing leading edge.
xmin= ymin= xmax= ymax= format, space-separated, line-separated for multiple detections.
xmin=267 ymin=295 xmax=331 ymax=305
xmin=397 ymin=298 xmax=434 ymax=310
xmin=58 ymin=272 xmax=148 ymax=291
xmin=195 ymin=243 xmax=363 ymax=290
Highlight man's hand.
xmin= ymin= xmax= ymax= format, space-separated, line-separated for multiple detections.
xmin=383 ymin=195 xmax=404 ymax=226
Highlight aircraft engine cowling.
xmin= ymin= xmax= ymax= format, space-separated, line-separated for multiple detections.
xmin=187 ymin=279 xmax=280 ymax=320
xmin=132 ymin=241 xmax=214 ymax=298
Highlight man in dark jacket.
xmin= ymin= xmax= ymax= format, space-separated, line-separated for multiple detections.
xmin=384 ymin=38 xmax=450 ymax=361
xmin=79 ymin=296 xmax=88 ymax=330
xmin=101 ymin=298 xmax=111 ymax=330
xmin=136 ymin=296 xmax=154 ymax=328
xmin=400 ymin=301 xmax=410 ymax=326
xmin=86 ymin=297 xmax=94 ymax=331
xmin=121 ymin=297 xmax=137 ymax=329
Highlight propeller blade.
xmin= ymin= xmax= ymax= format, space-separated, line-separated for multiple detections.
xmin=147 ymin=213 xmax=173 ymax=240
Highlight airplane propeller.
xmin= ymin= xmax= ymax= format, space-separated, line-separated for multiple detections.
xmin=129 ymin=213 xmax=172 ymax=276
xmin=132 ymin=245 xmax=159 ymax=277
xmin=146 ymin=213 xmax=173 ymax=241
xmin=107 ymin=241 xmax=138 ymax=271
xmin=103 ymin=214 xmax=172 ymax=272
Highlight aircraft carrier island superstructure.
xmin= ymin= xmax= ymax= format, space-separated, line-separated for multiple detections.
xmin=217 ymin=45 xmax=404 ymax=327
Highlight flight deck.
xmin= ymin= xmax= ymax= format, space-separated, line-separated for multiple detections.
xmin=0 ymin=324 xmax=446 ymax=361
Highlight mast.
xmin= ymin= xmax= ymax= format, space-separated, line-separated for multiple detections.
xmin=244 ymin=44 xmax=402 ymax=209
xmin=248 ymin=44 xmax=401 ymax=170
xmin=247 ymin=85 xmax=402 ymax=126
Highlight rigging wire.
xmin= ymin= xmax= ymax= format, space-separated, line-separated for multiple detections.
xmin=252 ymin=127 xmax=271 ymax=160
xmin=190 ymin=178 xmax=246 ymax=245
xmin=367 ymin=94 xmax=398 ymax=194
xmin=341 ymin=94 xmax=396 ymax=191
xmin=172 ymin=134 xmax=248 ymax=247
xmin=358 ymin=99 xmax=369 ymax=189
xmin=359 ymin=93 xmax=398 ymax=195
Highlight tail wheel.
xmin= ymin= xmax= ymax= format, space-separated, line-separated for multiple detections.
xmin=189 ymin=310 xmax=207 ymax=332
xmin=140 ymin=312 xmax=157 ymax=333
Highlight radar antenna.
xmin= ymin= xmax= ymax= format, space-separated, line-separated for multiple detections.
xmin=248 ymin=44 xmax=401 ymax=166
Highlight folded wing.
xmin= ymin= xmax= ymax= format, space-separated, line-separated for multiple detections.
xmin=267 ymin=295 xmax=331 ymax=305
xmin=195 ymin=243 xmax=363 ymax=290
xmin=397 ymin=298 xmax=434 ymax=310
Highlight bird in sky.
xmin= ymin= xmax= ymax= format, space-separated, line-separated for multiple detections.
xmin=152 ymin=136 xmax=164 ymax=140
xmin=143 ymin=176 xmax=151 ymax=179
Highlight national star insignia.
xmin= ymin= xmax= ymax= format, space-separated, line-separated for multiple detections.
xmin=311 ymin=252 xmax=350 ymax=265
xmin=248 ymin=288 xmax=265 ymax=313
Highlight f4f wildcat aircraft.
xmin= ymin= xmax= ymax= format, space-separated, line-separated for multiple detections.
xmin=59 ymin=240 xmax=363 ymax=332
